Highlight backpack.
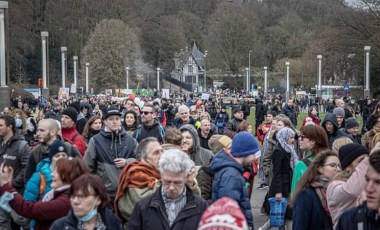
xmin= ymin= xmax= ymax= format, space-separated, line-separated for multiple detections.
xmin=301 ymin=157 xmax=312 ymax=167
xmin=33 ymin=141 xmax=74 ymax=165
xmin=134 ymin=124 xmax=165 ymax=143
xmin=37 ymin=172 xmax=47 ymax=198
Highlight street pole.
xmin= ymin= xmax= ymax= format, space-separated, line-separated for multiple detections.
xmin=0 ymin=1 xmax=9 ymax=111
xmin=204 ymin=50 xmax=208 ymax=92
xmin=85 ymin=62 xmax=89 ymax=95
xmin=264 ymin=66 xmax=268 ymax=98
xmin=41 ymin=32 xmax=48 ymax=89
xmin=249 ymin=50 xmax=252 ymax=92
xmin=61 ymin=47 xmax=67 ymax=89
xmin=157 ymin=67 xmax=160 ymax=92
xmin=246 ymin=68 xmax=249 ymax=92
xmin=286 ymin=62 xmax=290 ymax=102
xmin=364 ymin=46 xmax=371 ymax=98
xmin=73 ymin=56 xmax=78 ymax=89
xmin=317 ymin=55 xmax=322 ymax=98
xmin=126 ymin=67 xmax=129 ymax=89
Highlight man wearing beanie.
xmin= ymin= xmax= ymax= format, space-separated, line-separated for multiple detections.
xmin=61 ymin=107 xmax=87 ymax=156
xmin=342 ymin=117 xmax=361 ymax=144
xmin=211 ymin=131 xmax=260 ymax=229
xmin=333 ymin=107 xmax=345 ymax=129
xmin=223 ymin=106 xmax=244 ymax=138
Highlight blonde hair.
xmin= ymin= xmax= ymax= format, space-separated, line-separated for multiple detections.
xmin=332 ymin=137 xmax=353 ymax=154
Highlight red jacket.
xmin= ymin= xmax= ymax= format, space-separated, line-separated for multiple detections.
xmin=256 ymin=123 xmax=271 ymax=143
xmin=0 ymin=183 xmax=71 ymax=230
xmin=301 ymin=114 xmax=321 ymax=127
xmin=62 ymin=125 xmax=87 ymax=156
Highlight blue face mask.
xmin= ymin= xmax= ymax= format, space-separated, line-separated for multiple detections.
xmin=76 ymin=199 xmax=98 ymax=222
xmin=15 ymin=119 xmax=22 ymax=128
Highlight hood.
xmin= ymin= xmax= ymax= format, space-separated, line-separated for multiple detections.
xmin=100 ymin=126 xmax=129 ymax=149
xmin=321 ymin=113 xmax=338 ymax=132
xmin=210 ymin=150 xmax=243 ymax=173
xmin=179 ymin=124 xmax=200 ymax=154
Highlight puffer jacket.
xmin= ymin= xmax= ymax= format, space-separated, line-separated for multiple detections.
xmin=321 ymin=113 xmax=350 ymax=149
xmin=179 ymin=124 xmax=213 ymax=166
xmin=50 ymin=208 xmax=123 ymax=230
xmin=0 ymin=132 xmax=31 ymax=194
xmin=84 ymin=127 xmax=137 ymax=198
xmin=23 ymin=158 xmax=52 ymax=201
xmin=211 ymin=150 xmax=254 ymax=227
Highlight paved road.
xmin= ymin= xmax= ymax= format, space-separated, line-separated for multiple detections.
xmin=251 ymin=175 xmax=269 ymax=229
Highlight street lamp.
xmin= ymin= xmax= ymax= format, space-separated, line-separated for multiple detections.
xmin=317 ymin=55 xmax=322 ymax=98
xmin=364 ymin=46 xmax=371 ymax=97
xmin=264 ymin=66 xmax=268 ymax=98
xmin=41 ymin=32 xmax=48 ymax=89
xmin=61 ymin=47 xmax=67 ymax=89
xmin=286 ymin=61 xmax=290 ymax=101
xmin=248 ymin=50 xmax=252 ymax=90
xmin=125 ymin=67 xmax=130 ymax=89
xmin=0 ymin=1 xmax=7 ymax=88
xmin=85 ymin=62 xmax=89 ymax=95
xmin=204 ymin=50 xmax=208 ymax=92
xmin=246 ymin=68 xmax=249 ymax=92
xmin=73 ymin=56 xmax=78 ymax=89
xmin=157 ymin=67 xmax=160 ymax=92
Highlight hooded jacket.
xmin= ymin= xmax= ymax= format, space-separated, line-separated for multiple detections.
xmin=84 ymin=127 xmax=137 ymax=198
xmin=133 ymin=120 xmax=165 ymax=144
xmin=61 ymin=125 xmax=87 ymax=156
xmin=179 ymin=124 xmax=213 ymax=166
xmin=321 ymin=113 xmax=349 ymax=149
xmin=210 ymin=150 xmax=254 ymax=227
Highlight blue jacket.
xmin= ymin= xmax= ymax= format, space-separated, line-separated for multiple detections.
xmin=293 ymin=187 xmax=333 ymax=230
xmin=23 ymin=158 xmax=52 ymax=201
xmin=211 ymin=150 xmax=253 ymax=227
xmin=336 ymin=203 xmax=380 ymax=230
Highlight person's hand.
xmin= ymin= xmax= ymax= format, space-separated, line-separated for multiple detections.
xmin=186 ymin=166 xmax=196 ymax=188
xmin=114 ymin=158 xmax=127 ymax=168
xmin=275 ymin=193 xmax=282 ymax=201
xmin=0 ymin=163 xmax=13 ymax=187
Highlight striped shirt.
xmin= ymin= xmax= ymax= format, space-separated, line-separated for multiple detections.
xmin=162 ymin=187 xmax=187 ymax=226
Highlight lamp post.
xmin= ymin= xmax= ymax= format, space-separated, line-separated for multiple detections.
xmin=204 ymin=50 xmax=208 ymax=92
xmin=286 ymin=61 xmax=290 ymax=102
xmin=125 ymin=67 xmax=130 ymax=89
xmin=41 ymin=31 xmax=49 ymax=98
xmin=157 ymin=67 xmax=160 ymax=92
xmin=364 ymin=46 xmax=371 ymax=98
xmin=264 ymin=66 xmax=268 ymax=98
xmin=85 ymin=62 xmax=89 ymax=95
xmin=246 ymin=68 xmax=249 ymax=92
xmin=248 ymin=50 xmax=252 ymax=91
xmin=317 ymin=55 xmax=322 ymax=98
xmin=0 ymin=1 xmax=9 ymax=110
xmin=73 ymin=56 xmax=78 ymax=89
xmin=61 ymin=47 xmax=67 ymax=89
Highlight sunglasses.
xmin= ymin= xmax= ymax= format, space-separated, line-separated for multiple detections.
xmin=142 ymin=111 xmax=153 ymax=115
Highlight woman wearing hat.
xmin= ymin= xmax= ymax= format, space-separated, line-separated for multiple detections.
xmin=326 ymin=143 xmax=370 ymax=228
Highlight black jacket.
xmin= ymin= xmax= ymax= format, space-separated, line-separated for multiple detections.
xmin=127 ymin=185 xmax=208 ymax=230
xmin=50 ymin=208 xmax=123 ymax=230
xmin=281 ymin=104 xmax=297 ymax=126
xmin=268 ymin=144 xmax=292 ymax=199
xmin=336 ymin=203 xmax=380 ymax=230
xmin=133 ymin=120 xmax=165 ymax=144
xmin=321 ymin=113 xmax=350 ymax=149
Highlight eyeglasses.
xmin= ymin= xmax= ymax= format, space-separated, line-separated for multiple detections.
xmin=70 ymin=194 xmax=96 ymax=201
xmin=141 ymin=111 xmax=153 ymax=115
xmin=323 ymin=163 xmax=341 ymax=169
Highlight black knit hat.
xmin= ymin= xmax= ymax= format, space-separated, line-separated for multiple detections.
xmin=339 ymin=143 xmax=369 ymax=170
xmin=62 ymin=107 xmax=78 ymax=122
xmin=345 ymin=117 xmax=359 ymax=130
xmin=49 ymin=140 xmax=68 ymax=161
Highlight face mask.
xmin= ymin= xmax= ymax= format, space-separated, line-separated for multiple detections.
xmin=15 ymin=119 xmax=22 ymax=128
xmin=76 ymin=199 xmax=98 ymax=222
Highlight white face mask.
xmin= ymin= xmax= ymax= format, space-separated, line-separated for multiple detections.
xmin=76 ymin=198 xmax=98 ymax=222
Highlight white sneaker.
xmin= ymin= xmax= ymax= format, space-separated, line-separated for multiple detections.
xmin=258 ymin=220 xmax=271 ymax=230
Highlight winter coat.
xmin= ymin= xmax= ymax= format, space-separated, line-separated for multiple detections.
xmin=223 ymin=118 xmax=243 ymax=138
xmin=268 ymin=144 xmax=293 ymax=199
xmin=196 ymin=164 xmax=214 ymax=205
xmin=262 ymin=131 xmax=277 ymax=183
xmin=0 ymin=132 xmax=31 ymax=194
xmin=255 ymin=101 xmax=266 ymax=122
xmin=327 ymin=157 xmax=368 ymax=227
xmin=173 ymin=116 xmax=196 ymax=129
xmin=291 ymin=152 xmax=314 ymax=193
xmin=362 ymin=129 xmax=379 ymax=151
xmin=133 ymin=120 xmax=165 ymax=144
xmin=282 ymin=104 xmax=297 ymax=126
xmin=23 ymin=158 xmax=52 ymax=201
xmin=342 ymin=129 xmax=362 ymax=144
xmin=179 ymin=124 xmax=213 ymax=166
xmin=336 ymin=203 xmax=380 ymax=230
xmin=61 ymin=125 xmax=87 ymax=156
xmin=198 ymin=128 xmax=213 ymax=150
xmin=50 ymin=208 xmax=123 ymax=230
xmin=302 ymin=114 xmax=321 ymax=127
xmin=293 ymin=187 xmax=333 ymax=230
xmin=127 ymin=185 xmax=207 ymax=230
xmin=321 ymin=113 xmax=350 ymax=149
xmin=84 ymin=127 xmax=137 ymax=199
xmin=0 ymin=183 xmax=70 ymax=230
xmin=211 ymin=150 xmax=254 ymax=227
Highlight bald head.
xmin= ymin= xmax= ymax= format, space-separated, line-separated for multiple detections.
xmin=36 ymin=118 xmax=60 ymax=144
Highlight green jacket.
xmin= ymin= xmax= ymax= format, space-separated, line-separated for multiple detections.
xmin=291 ymin=151 xmax=314 ymax=194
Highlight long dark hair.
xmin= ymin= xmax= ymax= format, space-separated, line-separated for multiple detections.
xmin=290 ymin=150 xmax=337 ymax=207
xmin=123 ymin=110 xmax=138 ymax=131
xmin=82 ymin=115 xmax=102 ymax=137
xmin=300 ymin=125 xmax=329 ymax=157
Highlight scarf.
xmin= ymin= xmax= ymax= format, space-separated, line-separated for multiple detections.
xmin=42 ymin=184 xmax=71 ymax=202
xmin=78 ymin=213 xmax=106 ymax=230
xmin=371 ymin=126 xmax=380 ymax=150
xmin=311 ymin=175 xmax=330 ymax=214
xmin=276 ymin=127 xmax=299 ymax=169
xmin=114 ymin=161 xmax=160 ymax=218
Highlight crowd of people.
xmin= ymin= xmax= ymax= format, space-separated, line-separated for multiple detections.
xmin=0 ymin=92 xmax=378 ymax=229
